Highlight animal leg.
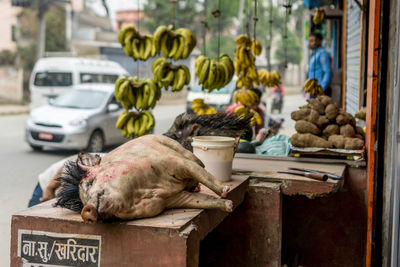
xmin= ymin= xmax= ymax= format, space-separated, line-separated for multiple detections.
xmin=153 ymin=134 xmax=205 ymax=167
xmin=77 ymin=152 xmax=101 ymax=171
xmin=175 ymin=159 xmax=230 ymax=197
xmin=165 ymin=191 xmax=233 ymax=212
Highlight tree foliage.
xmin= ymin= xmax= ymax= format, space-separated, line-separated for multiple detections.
xmin=274 ymin=30 xmax=302 ymax=66
xmin=45 ymin=6 xmax=67 ymax=52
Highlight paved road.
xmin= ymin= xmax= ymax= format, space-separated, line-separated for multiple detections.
xmin=0 ymin=94 xmax=306 ymax=264
xmin=0 ymin=104 xmax=186 ymax=265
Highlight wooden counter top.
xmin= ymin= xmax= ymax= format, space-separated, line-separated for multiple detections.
xmin=233 ymin=156 xmax=346 ymax=198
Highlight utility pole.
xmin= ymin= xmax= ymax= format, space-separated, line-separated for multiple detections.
xmin=36 ymin=0 xmax=48 ymax=59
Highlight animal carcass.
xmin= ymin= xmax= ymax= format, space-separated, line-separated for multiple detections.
xmin=56 ymin=135 xmax=232 ymax=223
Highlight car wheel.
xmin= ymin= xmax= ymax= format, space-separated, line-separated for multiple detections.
xmin=30 ymin=144 xmax=43 ymax=151
xmin=87 ymin=130 xmax=105 ymax=152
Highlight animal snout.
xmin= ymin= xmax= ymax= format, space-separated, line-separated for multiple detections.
xmin=81 ymin=204 xmax=98 ymax=224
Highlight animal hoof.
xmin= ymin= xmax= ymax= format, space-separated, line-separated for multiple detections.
xmin=225 ymin=200 xmax=233 ymax=212
xmin=221 ymin=185 xmax=230 ymax=198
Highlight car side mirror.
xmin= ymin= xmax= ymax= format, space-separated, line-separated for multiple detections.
xmin=107 ymin=103 xmax=120 ymax=113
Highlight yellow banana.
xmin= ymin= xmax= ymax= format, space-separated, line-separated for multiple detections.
xmin=116 ymin=110 xmax=132 ymax=129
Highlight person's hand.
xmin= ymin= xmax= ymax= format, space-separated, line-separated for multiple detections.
xmin=40 ymin=187 xmax=56 ymax=202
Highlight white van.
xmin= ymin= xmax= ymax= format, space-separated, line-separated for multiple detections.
xmin=186 ymin=77 xmax=237 ymax=112
xmin=29 ymin=57 xmax=129 ymax=109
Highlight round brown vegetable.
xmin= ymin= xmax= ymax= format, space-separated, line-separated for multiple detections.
xmin=325 ymin=104 xmax=339 ymax=120
xmin=344 ymin=137 xmax=365 ymax=150
xmin=340 ymin=124 xmax=356 ymax=137
xmin=291 ymin=109 xmax=311 ymax=121
xmin=295 ymin=120 xmax=321 ymax=135
xmin=316 ymin=115 xmax=330 ymax=128
xmin=317 ymin=95 xmax=334 ymax=106
xmin=290 ymin=133 xmax=332 ymax=148
xmin=336 ymin=111 xmax=354 ymax=125
xmin=307 ymin=99 xmax=325 ymax=114
xmin=322 ymin=124 xmax=340 ymax=137
xmin=328 ymin=135 xmax=345 ymax=149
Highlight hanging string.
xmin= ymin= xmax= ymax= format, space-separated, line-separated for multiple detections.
xmin=171 ymin=0 xmax=177 ymax=29
xmin=202 ymin=0 xmax=208 ymax=56
xmin=137 ymin=0 xmax=140 ymax=77
xmin=245 ymin=0 xmax=250 ymax=37
xmin=253 ymin=0 xmax=258 ymax=41
xmin=217 ymin=0 xmax=221 ymax=57
xmin=283 ymin=0 xmax=292 ymax=69
xmin=268 ymin=0 xmax=273 ymax=71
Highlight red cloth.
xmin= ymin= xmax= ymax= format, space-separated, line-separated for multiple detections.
xmin=225 ymin=103 xmax=265 ymax=135
xmin=272 ymin=85 xmax=285 ymax=96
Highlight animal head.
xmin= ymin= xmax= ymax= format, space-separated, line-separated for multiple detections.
xmin=55 ymin=153 xmax=101 ymax=213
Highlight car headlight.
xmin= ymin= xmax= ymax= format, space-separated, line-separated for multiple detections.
xmin=69 ymin=118 xmax=87 ymax=128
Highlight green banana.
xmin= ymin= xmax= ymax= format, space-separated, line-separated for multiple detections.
xmin=180 ymin=65 xmax=191 ymax=85
xmin=116 ymin=110 xmax=132 ymax=130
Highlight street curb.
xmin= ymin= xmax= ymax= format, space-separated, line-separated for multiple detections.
xmin=0 ymin=108 xmax=30 ymax=116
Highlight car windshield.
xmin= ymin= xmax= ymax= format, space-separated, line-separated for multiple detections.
xmin=191 ymin=79 xmax=236 ymax=94
xmin=34 ymin=72 xmax=73 ymax=86
xmin=51 ymin=89 xmax=107 ymax=109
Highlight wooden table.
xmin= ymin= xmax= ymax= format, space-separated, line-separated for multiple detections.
xmin=10 ymin=175 xmax=249 ymax=267
xmin=199 ymin=156 xmax=347 ymax=267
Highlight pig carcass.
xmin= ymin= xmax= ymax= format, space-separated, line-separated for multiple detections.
xmin=56 ymin=135 xmax=232 ymax=223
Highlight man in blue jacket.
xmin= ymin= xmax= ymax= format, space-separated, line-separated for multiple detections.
xmin=307 ymin=33 xmax=333 ymax=96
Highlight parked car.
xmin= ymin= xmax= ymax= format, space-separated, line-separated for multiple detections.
xmin=186 ymin=78 xmax=237 ymax=112
xmin=29 ymin=57 xmax=129 ymax=109
xmin=25 ymin=83 xmax=128 ymax=152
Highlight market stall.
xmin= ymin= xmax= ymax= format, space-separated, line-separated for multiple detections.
xmin=10 ymin=0 xmax=380 ymax=265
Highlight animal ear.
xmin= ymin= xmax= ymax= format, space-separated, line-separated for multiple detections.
xmin=190 ymin=123 xmax=200 ymax=136
xmin=233 ymin=136 xmax=240 ymax=154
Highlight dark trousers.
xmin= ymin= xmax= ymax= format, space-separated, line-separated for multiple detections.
xmin=28 ymin=182 xmax=43 ymax=207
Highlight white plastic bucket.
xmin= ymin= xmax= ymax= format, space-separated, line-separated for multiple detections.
xmin=191 ymin=136 xmax=236 ymax=182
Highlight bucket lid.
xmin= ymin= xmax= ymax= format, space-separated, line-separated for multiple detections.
xmin=192 ymin=136 xmax=236 ymax=148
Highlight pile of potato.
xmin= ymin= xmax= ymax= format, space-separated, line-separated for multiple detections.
xmin=290 ymin=96 xmax=365 ymax=150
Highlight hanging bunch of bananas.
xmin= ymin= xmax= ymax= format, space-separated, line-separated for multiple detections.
xmin=194 ymin=54 xmax=235 ymax=92
xmin=153 ymin=25 xmax=197 ymax=60
xmin=233 ymin=88 xmax=260 ymax=107
xmin=191 ymin=99 xmax=217 ymax=115
xmin=114 ymin=76 xmax=161 ymax=110
xmin=235 ymin=34 xmax=262 ymax=56
xmin=234 ymin=34 xmax=261 ymax=89
xmin=304 ymin=78 xmax=324 ymax=96
xmin=313 ymin=8 xmax=325 ymax=25
xmin=233 ymin=105 xmax=263 ymax=126
xmin=258 ymin=69 xmax=281 ymax=87
xmin=116 ymin=110 xmax=155 ymax=138
xmin=152 ymin=57 xmax=190 ymax=91
xmin=118 ymin=25 xmax=157 ymax=61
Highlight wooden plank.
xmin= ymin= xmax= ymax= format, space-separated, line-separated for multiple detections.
xmin=233 ymin=157 xmax=346 ymax=176
xmin=233 ymin=158 xmax=345 ymax=197
xmin=235 ymin=153 xmax=366 ymax=167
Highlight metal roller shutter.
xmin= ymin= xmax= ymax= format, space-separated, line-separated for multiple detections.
xmin=345 ymin=0 xmax=362 ymax=115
